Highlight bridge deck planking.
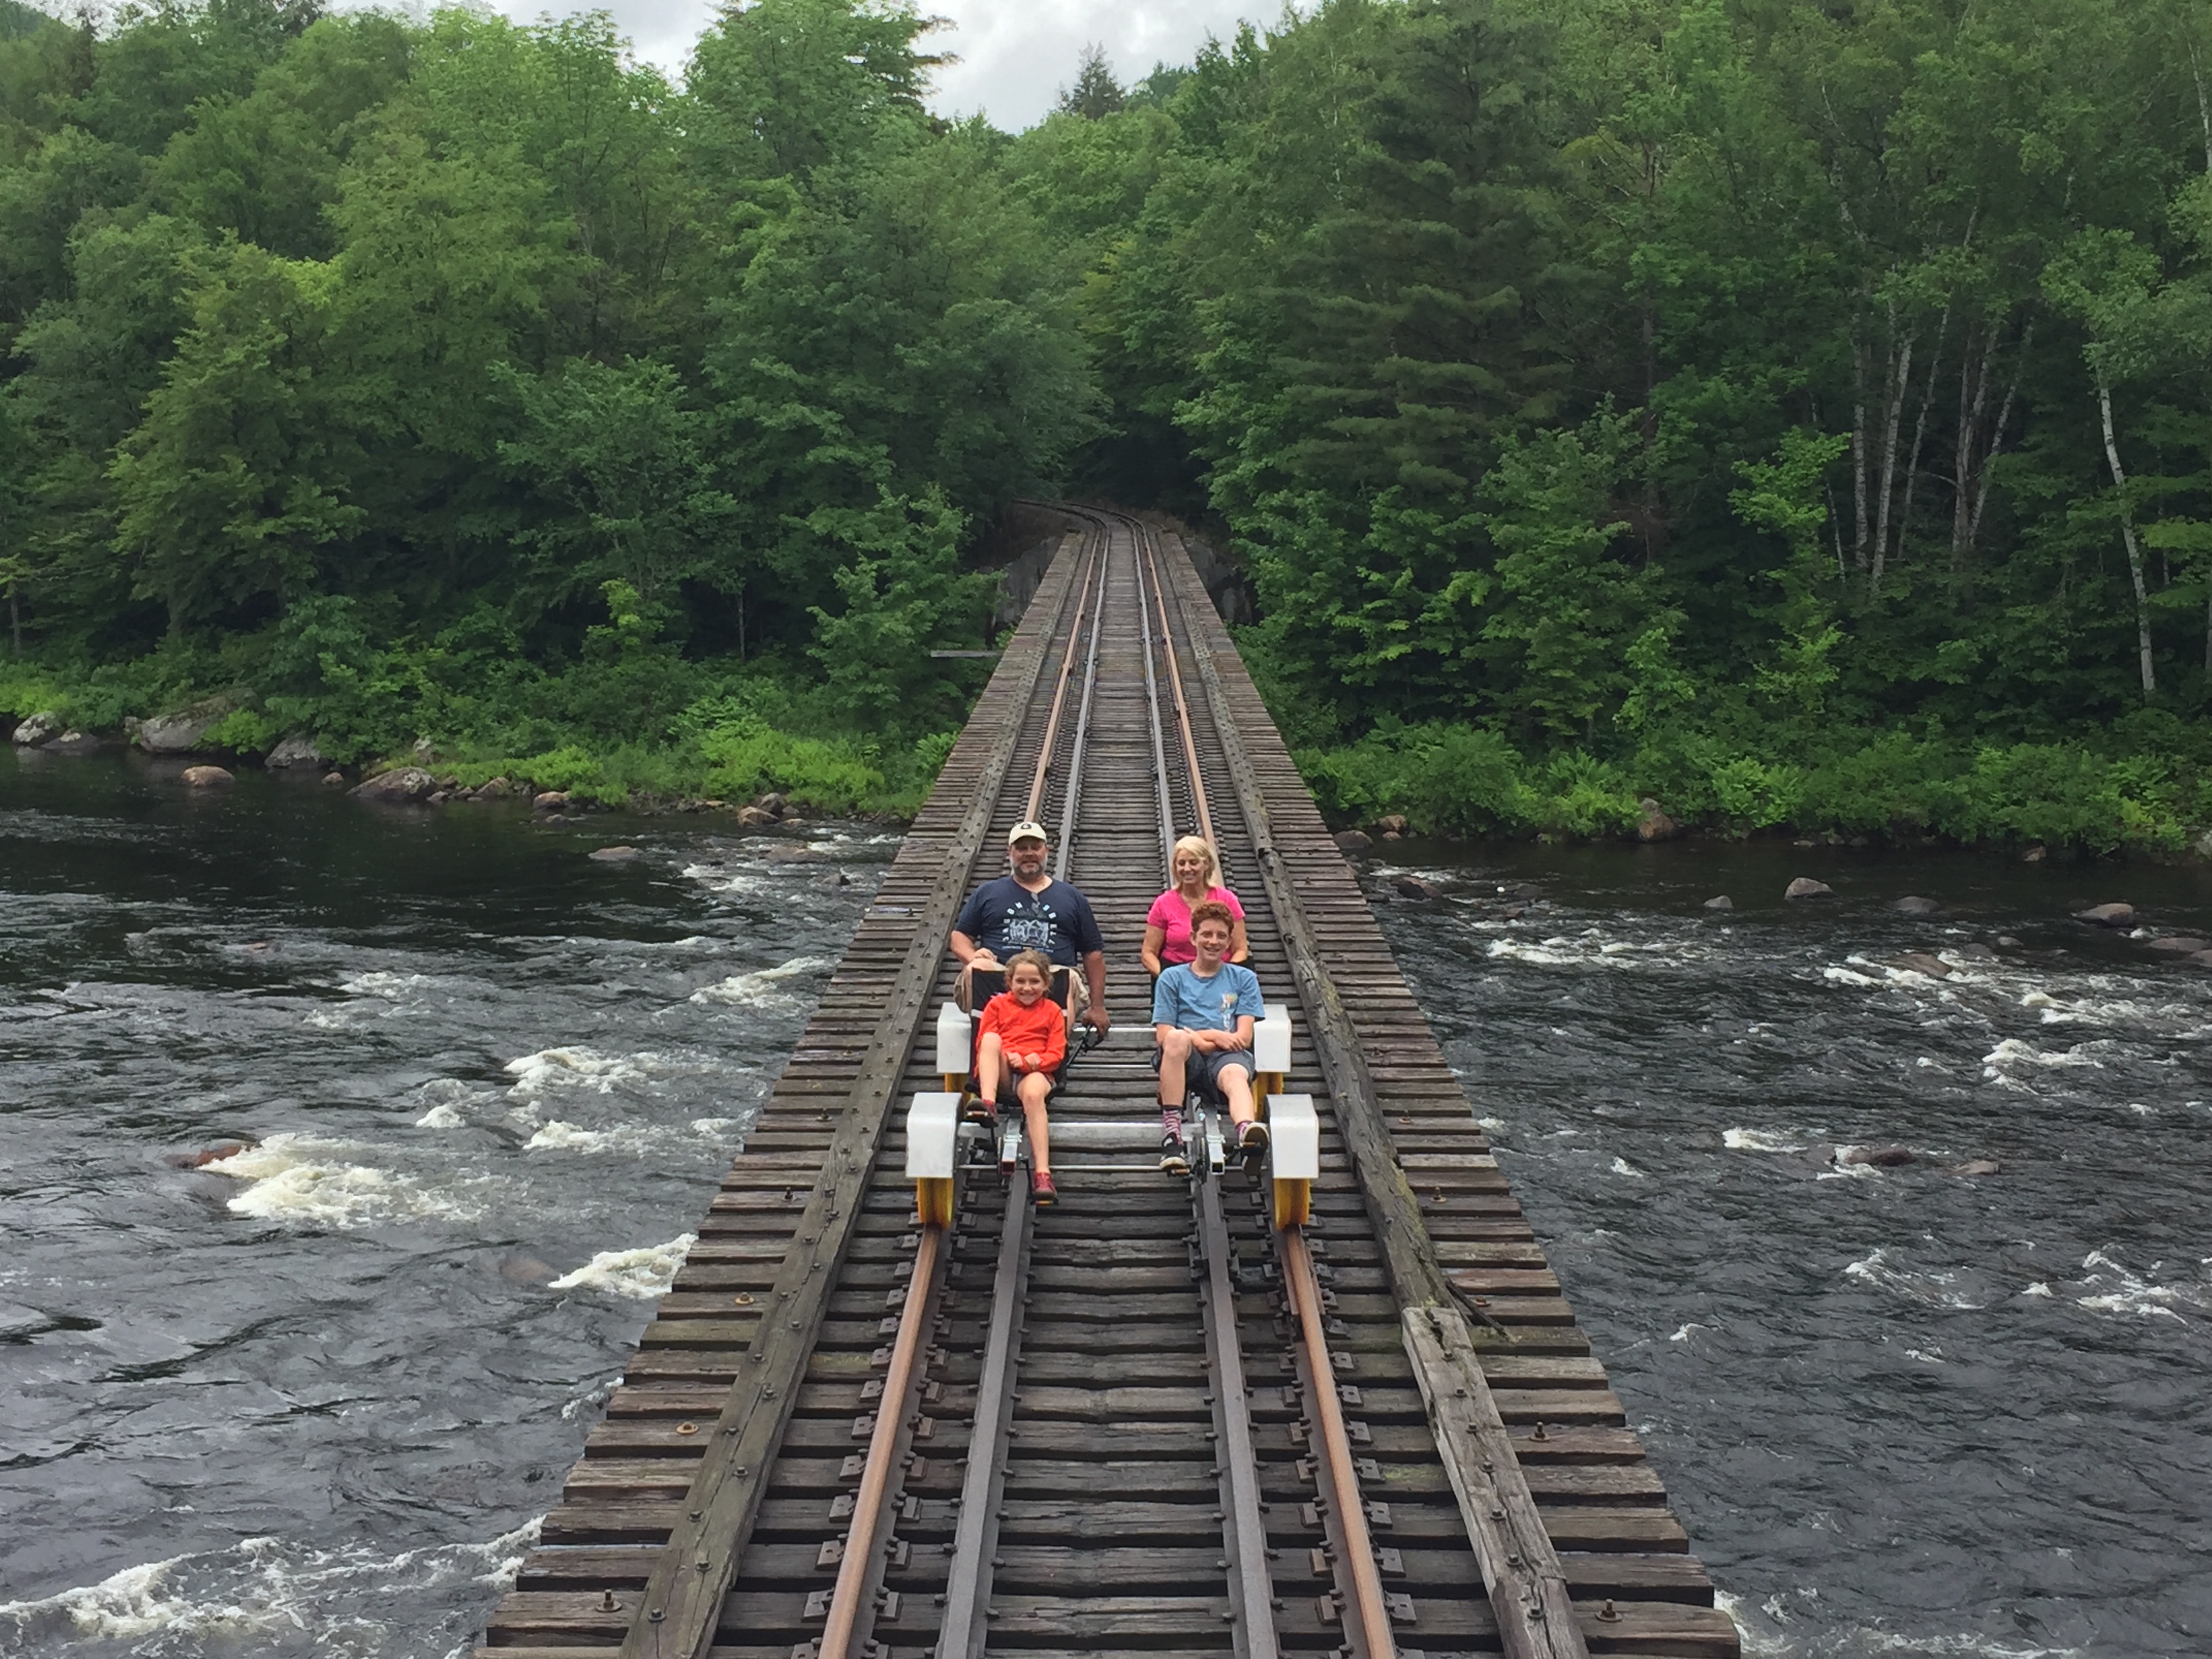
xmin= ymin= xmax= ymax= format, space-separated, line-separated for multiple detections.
xmin=476 ymin=522 xmax=1735 ymax=1659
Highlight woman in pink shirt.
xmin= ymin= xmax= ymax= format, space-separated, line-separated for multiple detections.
xmin=1142 ymin=835 xmax=1249 ymax=975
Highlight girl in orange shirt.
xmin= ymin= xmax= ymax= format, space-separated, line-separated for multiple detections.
xmin=975 ymin=949 xmax=1066 ymax=1206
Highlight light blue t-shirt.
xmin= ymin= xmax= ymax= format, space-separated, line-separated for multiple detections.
xmin=1153 ymin=961 xmax=1265 ymax=1033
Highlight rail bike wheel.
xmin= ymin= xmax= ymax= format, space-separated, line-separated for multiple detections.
xmin=915 ymin=1176 xmax=954 ymax=1228
xmin=1272 ymin=1176 xmax=1311 ymax=1231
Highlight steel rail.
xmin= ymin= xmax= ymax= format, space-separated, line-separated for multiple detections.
xmin=1128 ymin=514 xmax=1399 ymax=1659
xmin=1193 ymin=1164 xmax=1282 ymax=1659
xmin=617 ymin=531 xmax=1096 ymax=1659
xmin=935 ymin=1179 xmax=1035 ymax=1659
xmin=1118 ymin=511 xmax=1281 ymax=1659
xmin=1135 ymin=529 xmax=1216 ymax=854
xmin=814 ymin=1223 xmax=943 ymax=1659
xmin=1132 ymin=533 xmax=1180 ymax=872
xmin=1284 ymin=1225 xmax=1399 ymax=1659
xmin=811 ymin=531 xmax=1104 ymax=1659
xmin=1140 ymin=516 xmax=1591 ymax=1659
xmin=1023 ymin=539 xmax=1105 ymax=824
xmin=1051 ymin=532 xmax=1112 ymax=880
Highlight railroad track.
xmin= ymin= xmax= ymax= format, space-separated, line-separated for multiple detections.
xmin=480 ymin=513 xmax=1739 ymax=1659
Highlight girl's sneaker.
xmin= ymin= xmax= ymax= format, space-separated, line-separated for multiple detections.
xmin=1031 ymin=1170 xmax=1058 ymax=1207
xmin=1238 ymin=1119 xmax=1269 ymax=1153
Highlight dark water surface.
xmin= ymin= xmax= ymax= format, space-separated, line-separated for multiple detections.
xmin=3 ymin=754 xmax=2207 ymax=1656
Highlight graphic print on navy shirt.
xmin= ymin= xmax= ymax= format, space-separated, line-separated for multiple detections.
xmin=954 ymin=876 xmax=1105 ymax=967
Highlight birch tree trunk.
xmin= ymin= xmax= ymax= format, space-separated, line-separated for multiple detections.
xmin=1956 ymin=317 xmax=2032 ymax=581
xmin=1850 ymin=319 xmax=1870 ymax=575
xmin=2095 ymin=371 xmax=2155 ymax=695
xmin=1892 ymin=304 xmax=1948 ymax=586
xmin=1870 ymin=318 xmax=1914 ymax=597
xmin=1951 ymin=320 xmax=1994 ymax=586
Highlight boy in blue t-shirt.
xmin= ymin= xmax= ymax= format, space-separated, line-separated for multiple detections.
xmin=1152 ymin=899 xmax=1267 ymax=1174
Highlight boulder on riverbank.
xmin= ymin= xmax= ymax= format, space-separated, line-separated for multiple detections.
xmin=265 ymin=733 xmax=323 ymax=769
xmin=1785 ymin=876 xmax=1834 ymax=901
xmin=2075 ymin=901 xmax=2133 ymax=926
xmin=1332 ymin=829 xmax=1372 ymax=855
xmin=355 ymin=766 xmax=436 ymax=804
xmin=1636 ymin=797 xmax=1679 ymax=841
xmin=181 ymin=765 xmax=233 ymax=790
xmin=136 ymin=693 xmax=241 ymax=754
xmin=11 ymin=712 xmax=60 ymax=746
xmin=533 ymin=790 xmax=571 ymax=812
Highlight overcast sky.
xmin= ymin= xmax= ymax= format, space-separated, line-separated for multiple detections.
xmin=490 ymin=0 xmax=1273 ymax=132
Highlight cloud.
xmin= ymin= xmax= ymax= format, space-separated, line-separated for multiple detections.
xmin=485 ymin=0 xmax=1275 ymax=133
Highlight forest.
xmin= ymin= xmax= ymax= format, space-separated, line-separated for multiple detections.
xmin=2 ymin=0 xmax=2211 ymax=845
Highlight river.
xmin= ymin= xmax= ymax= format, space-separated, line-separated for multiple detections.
xmin=2 ymin=752 xmax=2207 ymax=1656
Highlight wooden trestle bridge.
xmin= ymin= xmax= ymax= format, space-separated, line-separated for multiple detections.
xmin=476 ymin=512 xmax=1739 ymax=1659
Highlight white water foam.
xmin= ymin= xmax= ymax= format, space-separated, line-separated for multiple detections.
xmin=1843 ymin=1248 xmax=1984 ymax=1309
xmin=412 ymin=1078 xmax=498 ymax=1130
xmin=2075 ymin=1248 xmax=2202 ymax=1320
xmin=1725 ymin=1127 xmax=1813 ymax=1153
xmin=549 ymin=1233 xmax=697 ymax=1299
xmin=203 ymin=1134 xmax=485 ymax=1229
xmin=504 ymin=1046 xmax=725 ymax=1101
xmin=689 ymin=955 xmax=836 ymax=1008
xmin=0 ymin=1521 xmax=539 ymax=1656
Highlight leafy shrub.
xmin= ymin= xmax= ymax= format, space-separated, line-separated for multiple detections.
xmin=202 ymin=708 xmax=281 ymax=754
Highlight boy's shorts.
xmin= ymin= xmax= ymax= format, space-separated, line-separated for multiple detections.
xmin=1158 ymin=1044 xmax=1252 ymax=1103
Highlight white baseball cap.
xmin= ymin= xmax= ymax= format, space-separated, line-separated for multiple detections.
xmin=1006 ymin=821 xmax=1049 ymax=846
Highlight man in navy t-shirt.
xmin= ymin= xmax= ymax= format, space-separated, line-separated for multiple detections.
xmin=951 ymin=821 xmax=1107 ymax=1032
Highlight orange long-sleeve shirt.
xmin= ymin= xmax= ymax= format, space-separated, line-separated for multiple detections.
xmin=977 ymin=990 xmax=1067 ymax=1072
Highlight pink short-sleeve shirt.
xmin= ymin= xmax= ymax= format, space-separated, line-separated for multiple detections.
xmin=1146 ymin=886 xmax=1246 ymax=966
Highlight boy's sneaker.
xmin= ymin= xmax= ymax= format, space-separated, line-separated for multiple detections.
xmin=1239 ymin=1119 xmax=1270 ymax=1153
xmin=1159 ymin=1107 xmax=1189 ymax=1175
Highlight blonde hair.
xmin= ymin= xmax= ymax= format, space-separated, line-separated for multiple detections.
xmin=1171 ymin=835 xmax=1218 ymax=888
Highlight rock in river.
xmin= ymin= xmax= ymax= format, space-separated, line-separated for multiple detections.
xmin=1703 ymin=895 xmax=1734 ymax=911
xmin=2075 ymin=902 xmax=2134 ymax=926
xmin=1893 ymin=895 xmax=1940 ymax=915
xmin=2146 ymin=935 xmax=2209 ymax=954
xmin=1332 ymin=829 xmax=1372 ymax=855
xmin=1887 ymin=953 xmax=1951 ymax=978
xmin=1839 ymin=1143 xmax=1915 ymax=1168
xmin=181 ymin=764 xmax=234 ymax=790
xmin=532 ymin=790 xmax=571 ymax=812
xmin=1784 ymin=877 xmax=1834 ymax=901
xmin=11 ymin=712 xmax=60 ymax=746
xmin=1394 ymin=876 xmax=1440 ymax=901
xmin=43 ymin=729 xmax=102 ymax=755
xmin=354 ymin=766 xmax=436 ymax=804
xmin=589 ymin=845 xmax=639 ymax=862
